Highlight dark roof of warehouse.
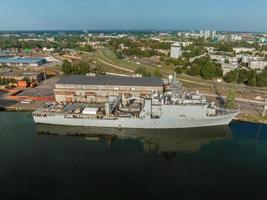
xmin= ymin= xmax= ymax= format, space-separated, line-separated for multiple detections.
xmin=57 ymin=75 xmax=163 ymax=87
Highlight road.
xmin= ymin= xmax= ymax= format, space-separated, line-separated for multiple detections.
xmin=200 ymin=93 xmax=266 ymax=105
xmin=97 ymin=57 xmax=135 ymax=73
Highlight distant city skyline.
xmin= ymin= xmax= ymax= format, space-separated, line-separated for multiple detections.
xmin=1 ymin=0 xmax=267 ymax=32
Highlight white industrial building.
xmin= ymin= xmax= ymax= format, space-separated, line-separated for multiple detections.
xmin=170 ymin=42 xmax=182 ymax=59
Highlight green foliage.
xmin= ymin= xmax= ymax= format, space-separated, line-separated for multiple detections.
xmin=122 ymin=48 xmax=159 ymax=57
xmin=22 ymin=77 xmax=31 ymax=83
xmin=147 ymin=40 xmax=171 ymax=50
xmin=248 ymin=76 xmax=257 ymax=86
xmin=109 ymin=38 xmax=137 ymax=50
xmin=0 ymin=36 xmax=94 ymax=53
xmin=0 ymin=37 xmax=57 ymax=49
xmin=224 ymin=68 xmax=266 ymax=87
xmin=186 ymin=64 xmax=201 ymax=76
xmin=62 ymin=60 xmax=72 ymax=74
xmin=225 ymin=90 xmax=236 ymax=109
xmin=224 ymin=70 xmax=239 ymax=83
xmin=62 ymin=59 xmax=102 ymax=75
xmin=175 ymin=67 xmax=184 ymax=74
xmin=109 ymin=38 xmax=171 ymax=50
xmin=256 ymin=68 xmax=267 ymax=87
xmin=77 ymin=45 xmax=94 ymax=52
xmin=109 ymin=38 xmax=169 ymax=58
xmin=182 ymin=46 xmax=205 ymax=58
xmin=201 ymin=62 xmax=216 ymax=79
xmin=153 ymin=68 xmax=162 ymax=77
xmin=162 ymin=57 xmax=190 ymax=67
xmin=115 ymin=51 xmax=125 ymax=59
xmin=216 ymin=43 xmax=233 ymax=52
xmin=55 ymin=36 xmax=86 ymax=49
xmin=214 ymin=65 xmax=223 ymax=77
xmin=135 ymin=66 xmax=151 ymax=77
xmin=0 ymin=77 xmax=16 ymax=85
xmin=186 ymin=56 xmax=223 ymax=79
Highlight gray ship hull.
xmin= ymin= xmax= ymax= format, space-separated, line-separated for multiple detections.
xmin=33 ymin=112 xmax=237 ymax=129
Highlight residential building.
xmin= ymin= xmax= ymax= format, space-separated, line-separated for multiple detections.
xmin=233 ymin=48 xmax=255 ymax=54
xmin=204 ymin=30 xmax=211 ymax=39
xmin=212 ymin=30 xmax=217 ymax=39
xmin=200 ymin=30 xmax=205 ymax=38
xmin=249 ymin=61 xmax=267 ymax=70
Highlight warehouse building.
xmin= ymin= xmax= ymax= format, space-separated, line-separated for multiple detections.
xmin=0 ymin=57 xmax=47 ymax=67
xmin=54 ymin=75 xmax=163 ymax=103
xmin=0 ymin=71 xmax=43 ymax=82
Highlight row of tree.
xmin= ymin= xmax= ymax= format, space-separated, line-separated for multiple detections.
xmin=122 ymin=48 xmax=160 ymax=58
xmin=62 ymin=60 xmax=103 ymax=75
xmin=0 ymin=37 xmax=95 ymax=52
xmin=110 ymin=38 xmax=171 ymax=51
xmin=77 ymin=45 xmax=94 ymax=52
xmin=182 ymin=46 xmax=206 ymax=58
xmin=0 ymin=38 xmax=56 ymax=49
xmin=135 ymin=66 xmax=162 ymax=77
xmin=224 ymin=67 xmax=267 ymax=87
xmin=174 ymin=57 xmax=223 ymax=80
xmin=0 ymin=77 xmax=16 ymax=85
xmin=62 ymin=60 xmax=162 ymax=78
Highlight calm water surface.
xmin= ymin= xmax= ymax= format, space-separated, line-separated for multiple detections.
xmin=0 ymin=112 xmax=267 ymax=200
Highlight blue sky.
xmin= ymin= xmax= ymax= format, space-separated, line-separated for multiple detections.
xmin=0 ymin=0 xmax=267 ymax=31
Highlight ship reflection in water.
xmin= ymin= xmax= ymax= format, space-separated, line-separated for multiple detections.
xmin=36 ymin=125 xmax=232 ymax=156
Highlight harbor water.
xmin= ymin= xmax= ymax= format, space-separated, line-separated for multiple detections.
xmin=0 ymin=112 xmax=267 ymax=200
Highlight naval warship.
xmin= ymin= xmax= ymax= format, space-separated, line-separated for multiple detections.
xmin=33 ymin=76 xmax=239 ymax=129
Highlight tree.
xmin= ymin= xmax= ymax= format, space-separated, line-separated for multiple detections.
xmin=256 ymin=73 xmax=267 ymax=87
xmin=115 ymin=51 xmax=125 ymax=59
xmin=135 ymin=66 xmax=151 ymax=77
xmin=224 ymin=68 xmax=267 ymax=87
xmin=62 ymin=60 xmax=72 ymax=74
xmin=201 ymin=62 xmax=215 ymax=80
xmin=153 ymin=68 xmax=162 ymax=77
xmin=186 ymin=64 xmax=201 ymax=76
xmin=225 ymin=90 xmax=236 ymax=109
xmin=62 ymin=59 xmax=98 ymax=75
xmin=175 ymin=67 xmax=183 ymax=74
xmin=248 ymin=77 xmax=257 ymax=86
xmin=78 ymin=45 xmax=94 ymax=52
xmin=215 ymin=65 xmax=223 ymax=77
xmin=186 ymin=56 xmax=222 ymax=79
xmin=224 ymin=70 xmax=239 ymax=83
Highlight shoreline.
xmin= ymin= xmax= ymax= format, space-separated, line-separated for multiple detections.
xmin=233 ymin=119 xmax=267 ymax=125
xmin=0 ymin=106 xmax=36 ymax=112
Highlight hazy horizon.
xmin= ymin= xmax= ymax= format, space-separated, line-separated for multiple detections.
xmin=0 ymin=0 xmax=267 ymax=32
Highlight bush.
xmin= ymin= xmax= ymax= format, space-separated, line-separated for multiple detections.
xmin=186 ymin=64 xmax=201 ymax=76
xmin=62 ymin=59 xmax=102 ymax=75
xmin=225 ymin=90 xmax=236 ymax=109
xmin=135 ymin=66 xmax=151 ymax=77
xmin=175 ymin=67 xmax=183 ymax=74
xmin=153 ymin=69 xmax=162 ymax=77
